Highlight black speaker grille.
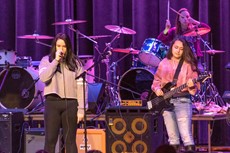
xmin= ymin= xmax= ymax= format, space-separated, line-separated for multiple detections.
xmin=106 ymin=106 xmax=163 ymax=153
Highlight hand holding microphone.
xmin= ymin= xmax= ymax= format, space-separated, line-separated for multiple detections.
xmin=55 ymin=50 xmax=64 ymax=62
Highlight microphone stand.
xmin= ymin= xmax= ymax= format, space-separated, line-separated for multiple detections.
xmin=76 ymin=50 xmax=112 ymax=153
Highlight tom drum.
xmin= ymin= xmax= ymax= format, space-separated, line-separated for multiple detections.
xmin=139 ymin=38 xmax=168 ymax=67
xmin=0 ymin=66 xmax=45 ymax=110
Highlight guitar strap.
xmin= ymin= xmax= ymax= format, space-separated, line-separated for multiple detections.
xmin=172 ymin=59 xmax=184 ymax=85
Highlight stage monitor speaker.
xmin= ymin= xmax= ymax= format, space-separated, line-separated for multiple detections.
xmin=106 ymin=106 xmax=164 ymax=153
xmin=24 ymin=128 xmax=61 ymax=153
xmin=0 ymin=111 xmax=24 ymax=153
xmin=76 ymin=129 xmax=105 ymax=153
xmin=87 ymin=83 xmax=105 ymax=114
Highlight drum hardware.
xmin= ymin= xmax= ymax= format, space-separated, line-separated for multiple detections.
xmin=27 ymin=90 xmax=44 ymax=114
xmin=183 ymin=27 xmax=211 ymax=37
xmin=0 ymin=67 xmax=45 ymax=110
xmin=194 ymin=34 xmax=225 ymax=106
xmin=17 ymin=33 xmax=53 ymax=48
xmin=0 ymin=49 xmax=17 ymax=66
xmin=80 ymin=35 xmax=112 ymax=39
xmin=52 ymin=19 xmax=87 ymax=25
xmin=105 ymin=25 xmax=136 ymax=35
xmin=112 ymin=48 xmax=140 ymax=54
xmin=118 ymin=68 xmax=154 ymax=105
xmin=201 ymin=49 xmax=225 ymax=54
xmin=17 ymin=33 xmax=54 ymax=39
xmin=139 ymin=38 xmax=169 ymax=67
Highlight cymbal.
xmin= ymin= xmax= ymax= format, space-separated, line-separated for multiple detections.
xmin=81 ymin=35 xmax=112 ymax=39
xmin=18 ymin=34 xmax=54 ymax=39
xmin=112 ymin=48 xmax=139 ymax=54
xmin=183 ymin=27 xmax=211 ymax=36
xmin=105 ymin=25 xmax=136 ymax=35
xmin=202 ymin=50 xmax=225 ymax=54
xmin=52 ymin=19 xmax=86 ymax=25
xmin=0 ymin=40 xmax=3 ymax=43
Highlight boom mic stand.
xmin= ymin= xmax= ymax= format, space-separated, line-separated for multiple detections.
xmin=68 ymin=26 xmax=104 ymax=153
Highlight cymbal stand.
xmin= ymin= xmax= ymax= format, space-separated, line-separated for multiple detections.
xmin=35 ymin=39 xmax=52 ymax=48
xmin=101 ymin=33 xmax=121 ymax=106
xmin=109 ymin=53 xmax=131 ymax=106
xmin=197 ymin=35 xmax=225 ymax=106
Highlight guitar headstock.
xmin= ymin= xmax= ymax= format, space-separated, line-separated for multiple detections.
xmin=197 ymin=72 xmax=212 ymax=83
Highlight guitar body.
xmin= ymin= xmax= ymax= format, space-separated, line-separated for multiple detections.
xmin=147 ymin=82 xmax=175 ymax=115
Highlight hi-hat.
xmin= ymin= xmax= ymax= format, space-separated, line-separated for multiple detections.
xmin=18 ymin=34 xmax=54 ymax=39
xmin=105 ymin=25 xmax=136 ymax=35
xmin=112 ymin=48 xmax=139 ymax=54
xmin=52 ymin=19 xmax=86 ymax=25
xmin=202 ymin=50 xmax=225 ymax=54
xmin=183 ymin=27 xmax=211 ymax=36
xmin=81 ymin=35 xmax=111 ymax=39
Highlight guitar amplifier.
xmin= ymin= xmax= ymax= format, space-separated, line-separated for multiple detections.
xmin=120 ymin=100 xmax=142 ymax=106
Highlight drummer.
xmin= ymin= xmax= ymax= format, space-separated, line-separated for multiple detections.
xmin=157 ymin=8 xmax=210 ymax=60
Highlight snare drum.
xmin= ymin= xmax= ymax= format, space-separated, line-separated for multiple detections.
xmin=0 ymin=49 xmax=16 ymax=66
xmin=139 ymin=38 xmax=168 ymax=67
xmin=16 ymin=56 xmax=32 ymax=67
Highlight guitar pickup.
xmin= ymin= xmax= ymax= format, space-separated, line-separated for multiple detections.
xmin=147 ymin=101 xmax=152 ymax=110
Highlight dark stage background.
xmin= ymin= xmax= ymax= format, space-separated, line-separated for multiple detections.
xmin=0 ymin=0 xmax=230 ymax=146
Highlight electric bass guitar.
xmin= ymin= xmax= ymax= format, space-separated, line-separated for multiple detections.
xmin=147 ymin=73 xmax=211 ymax=115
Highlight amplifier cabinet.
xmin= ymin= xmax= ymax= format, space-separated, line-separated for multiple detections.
xmin=0 ymin=111 xmax=24 ymax=153
xmin=24 ymin=128 xmax=61 ymax=153
xmin=76 ymin=129 xmax=106 ymax=153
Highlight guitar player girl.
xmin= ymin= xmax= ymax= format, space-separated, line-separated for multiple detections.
xmin=151 ymin=36 xmax=199 ymax=153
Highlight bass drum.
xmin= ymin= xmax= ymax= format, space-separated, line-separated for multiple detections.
xmin=118 ymin=68 xmax=154 ymax=102
xmin=0 ymin=66 xmax=44 ymax=110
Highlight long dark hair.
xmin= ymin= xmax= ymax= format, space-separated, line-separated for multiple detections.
xmin=50 ymin=33 xmax=81 ymax=71
xmin=175 ymin=8 xmax=188 ymax=35
xmin=166 ymin=36 xmax=199 ymax=72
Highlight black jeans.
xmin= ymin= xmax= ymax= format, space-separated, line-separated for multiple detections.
xmin=44 ymin=95 xmax=78 ymax=153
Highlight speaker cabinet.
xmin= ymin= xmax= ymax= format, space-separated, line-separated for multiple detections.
xmin=0 ymin=111 xmax=24 ymax=153
xmin=106 ymin=107 xmax=163 ymax=153
xmin=76 ymin=129 xmax=105 ymax=153
xmin=25 ymin=128 xmax=61 ymax=153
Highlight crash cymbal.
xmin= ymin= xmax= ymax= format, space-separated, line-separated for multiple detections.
xmin=183 ymin=27 xmax=211 ymax=36
xmin=202 ymin=50 xmax=225 ymax=54
xmin=52 ymin=19 xmax=86 ymax=25
xmin=112 ymin=48 xmax=139 ymax=54
xmin=105 ymin=25 xmax=136 ymax=35
xmin=18 ymin=34 xmax=54 ymax=39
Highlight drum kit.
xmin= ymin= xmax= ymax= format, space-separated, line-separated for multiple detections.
xmin=0 ymin=16 xmax=225 ymax=111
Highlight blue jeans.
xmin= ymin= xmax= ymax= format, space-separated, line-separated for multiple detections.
xmin=162 ymin=97 xmax=194 ymax=146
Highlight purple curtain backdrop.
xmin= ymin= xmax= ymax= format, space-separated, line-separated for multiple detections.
xmin=0 ymin=0 xmax=230 ymax=146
